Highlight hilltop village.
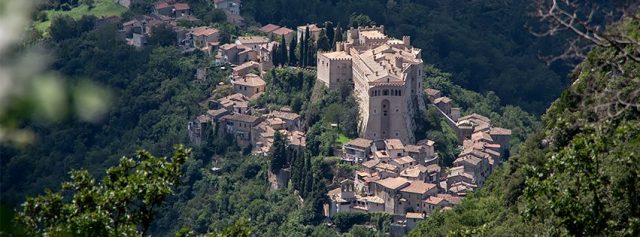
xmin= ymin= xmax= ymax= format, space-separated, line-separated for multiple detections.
xmin=117 ymin=1 xmax=511 ymax=235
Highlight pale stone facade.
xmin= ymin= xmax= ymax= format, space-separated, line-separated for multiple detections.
xmin=317 ymin=26 xmax=425 ymax=144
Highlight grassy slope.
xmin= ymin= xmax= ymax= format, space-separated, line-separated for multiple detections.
xmin=34 ymin=0 xmax=126 ymax=35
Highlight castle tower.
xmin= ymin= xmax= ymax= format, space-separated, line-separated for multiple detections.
xmin=317 ymin=26 xmax=425 ymax=144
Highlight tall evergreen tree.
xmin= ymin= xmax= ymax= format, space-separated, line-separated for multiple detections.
xmin=317 ymin=29 xmax=331 ymax=51
xmin=307 ymin=42 xmax=317 ymax=67
xmin=324 ymin=21 xmax=334 ymax=46
xmin=334 ymin=23 xmax=343 ymax=49
xmin=303 ymin=27 xmax=311 ymax=67
xmin=278 ymin=36 xmax=288 ymax=66
xmin=288 ymin=36 xmax=298 ymax=66
xmin=303 ymin=155 xmax=313 ymax=198
xmin=270 ymin=131 xmax=287 ymax=173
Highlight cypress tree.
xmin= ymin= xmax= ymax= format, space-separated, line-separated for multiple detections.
xmin=317 ymin=29 xmax=331 ymax=51
xmin=334 ymin=23 xmax=343 ymax=48
xmin=307 ymin=41 xmax=317 ymax=67
xmin=278 ymin=36 xmax=288 ymax=66
xmin=303 ymin=27 xmax=311 ymax=67
xmin=288 ymin=36 xmax=297 ymax=66
xmin=270 ymin=131 xmax=287 ymax=173
xmin=303 ymin=155 xmax=313 ymax=198
xmin=324 ymin=21 xmax=334 ymax=46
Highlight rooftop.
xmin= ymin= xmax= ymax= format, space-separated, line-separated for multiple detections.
xmin=237 ymin=36 xmax=270 ymax=45
xmin=406 ymin=212 xmax=425 ymax=219
xmin=425 ymin=88 xmax=441 ymax=96
xmin=221 ymin=113 xmax=260 ymax=123
xmin=259 ymin=24 xmax=281 ymax=33
xmin=393 ymin=156 xmax=415 ymax=165
xmin=233 ymin=73 xmax=266 ymax=87
xmin=361 ymin=159 xmax=380 ymax=168
xmin=490 ymin=127 xmax=512 ymax=136
xmin=434 ymin=96 xmax=452 ymax=104
xmin=400 ymin=181 xmax=436 ymax=194
xmin=375 ymin=177 xmax=410 ymax=190
xmin=345 ymin=138 xmax=373 ymax=148
xmin=297 ymin=24 xmax=321 ymax=32
xmin=384 ymin=139 xmax=404 ymax=150
xmin=272 ymin=27 xmax=294 ymax=35
xmin=191 ymin=26 xmax=218 ymax=36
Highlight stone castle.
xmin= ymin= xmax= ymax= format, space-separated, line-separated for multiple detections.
xmin=317 ymin=26 xmax=425 ymax=144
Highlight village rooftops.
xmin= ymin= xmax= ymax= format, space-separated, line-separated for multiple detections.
xmin=471 ymin=131 xmax=494 ymax=142
xmin=459 ymin=113 xmax=491 ymax=123
xmin=237 ymin=36 xmax=270 ymax=45
xmin=433 ymin=96 xmax=452 ymax=104
xmin=272 ymin=27 xmax=294 ymax=36
xmin=404 ymin=145 xmax=423 ymax=153
xmin=221 ymin=113 xmax=260 ymax=123
xmin=297 ymin=24 xmax=321 ymax=32
xmin=361 ymin=159 xmax=380 ymax=168
xmin=191 ymin=26 xmax=218 ymax=36
xmin=345 ymin=138 xmax=373 ymax=149
xmin=289 ymin=131 xmax=306 ymax=146
xmin=424 ymin=88 xmax=441 ymax=96
xmin=490 ymin=127 xmax=512 ymax=135
xmin=360 ymin=195 xmax=385 ymax=204
xmin=393 ymin=156 xmax=416 ymax=165
xmin=406 ymin=212 xmax=425 ymax=220
xmin=375 ymin=163 xmax=398 ymax=172
xmin=260 ymin=24 xmax=281 ymax=33
xmin=423 ymin=196 xmax=445 ymax=205
xmin=174 ymin=3 xmax=190 ymax=10
xmin=454 ymin=155 xmax=483 ymax=166
xmin=417 ymin=139 xmax=436 ymax=147
xmin=401 ymin=181 xmax=436 ymax=194
xmin=268 ymin=110 xmax=301 ymax=121
xmin=375 ymin=177 xmax=410 ymax=190
xmin=233 ymin=74 xmax=266 ymax=87
xmin=384 ymin=139 xmax=405 ymax=150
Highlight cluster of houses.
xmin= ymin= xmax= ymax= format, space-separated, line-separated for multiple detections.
xmin=316 ymin=26 xmax=513 ymax=236
xmin=119 ymin=0 xmax=244 ymax=51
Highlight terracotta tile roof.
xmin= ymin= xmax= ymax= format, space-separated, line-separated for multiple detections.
xmin=490 ymin=127 xmax=512 ymax=135
xmin=237 ymin=36 xmax=270 ymax=45
xmin=221 ymin=113 xmax=260 ymax=123
xmin=433 ymin=96 xmax=452 ymax=104
xmin=297 ymin=24 xmax=321 ymax=32
xmin=384 ymin=139 xmax=404 ymax=150
xmin=454 ymin=155 xmax=483 ymax=166
xmin=207 ymin=109 xmax=229 ymax=118
xmin=191 ymin=26 xmax=218 ymax=36
xmin=269 ymin=110 xmax=301 ymax=121
xmin=404 ymin=145 xmax=422 ymax=153
xmin=375 ymin=162 xmax=398 ymax=172
xmin=361 ymin=159 xmax=380 ymax=168
xmin=400 ymin=181 xmax=436 ymax=194
xmin=459 ymin=113 xmax=491 ymax=123
xmin=345 ymin=138 xmax=373 ymax=148
xmin=196 ymin=114 xmax=210 ymax=123
xmin=406 ymin=212 xmax=425 ymax=219
xmin=361 ymin=195 xmax=384 ymax=204
xmin=417 ymin=139 xmax=435 ymax=147
xmin=260 ymin=24 xmax=281 ymax=33
xmin=174 ymin=3 xmax=190 ymax=10
xmin=233 ymin=73 xmax=265 ymax=87
xmin=375 ymin=177 xmax=409 ymax=190
xmin=471 ymin=131 xmax=494 ymax=142
xmin=424 ymin=88 xmax=441 ymax=96
xmin=424 ymin=196 xmax=445 ymax=205
xmin=437 ymin=194 xmax=461 ymax=205
xmin=393 ymin=156 xmax=415 ymax=165
xmin=425 ymin=164 xmax=441 ymax=173
xmin=272 ymin=27 xmax=293 ymax=35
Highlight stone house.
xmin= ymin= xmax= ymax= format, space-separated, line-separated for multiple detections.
xmin=342 ymin=138 xmax=373 ymax=163
xmin=217 ymin=43 xmax=257 ymax=65
xmin=424 ymin=88 xmax=441 ymax=102
xmin=297 ymin=24 xmax=322 ymax=42
xmin=188 ymin=26 xmax=220 ymax=54
xmin=232 ymin=73 xmax=266 ymax=98
xmin=434 ymin=96 xmax=452 ymax=115
xmin=399 ymin=181 xmax=438 ymax=213
xmin=220 ymin=113 xmax=262 ymax=147
xmin=372 ymin=177 xmax=410 ymax=214
xmin=266 ymin=108 xmax=302 ymax=131
xmin=153 ymin=0 xmax=191 ymax=18
xmin=272 ymin=27 xmax=295 ymax=44
xmin=216 ymin=93 xmax=250 ymax=114
xmin=232 ymin=61 xmax=261 ymax=77
xmin=236 ymin=36 xmax=270 ymax=51
xmin=213 ymin=0 xmax=241 ymax=15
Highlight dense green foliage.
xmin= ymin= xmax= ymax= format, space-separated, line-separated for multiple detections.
xmin=1 ymin=17 xmax=218 ymax=205
xmin=409 ymin=17 xmax=640 ymax=237
xmin=16 ymin=145 xmax=190 ymax=236
xmin=242 ymin=0 xmax=570 ymax=113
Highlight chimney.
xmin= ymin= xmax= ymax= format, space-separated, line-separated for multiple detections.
xmin=403 ymin=36 xmax=410 ymax=46
xmin=395 ymin=56 xmax=403 ymax=68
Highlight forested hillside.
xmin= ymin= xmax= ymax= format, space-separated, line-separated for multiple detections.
xmin=241 ymin=0 xmax=570 ymax=113
xmin=409 ymin=14 xmax=640 ymax=236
